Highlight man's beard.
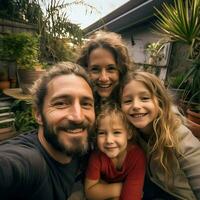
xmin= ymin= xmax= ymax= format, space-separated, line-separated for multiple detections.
xmin=41 ymin=114 xmax=92 ymax=157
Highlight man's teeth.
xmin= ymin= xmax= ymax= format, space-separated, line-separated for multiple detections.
xmin=66 ymin=129 xmax=84 ymax=133
xmin=131 ymin=113 xmax=146 ymax=118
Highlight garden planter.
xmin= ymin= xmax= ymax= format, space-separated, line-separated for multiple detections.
xmin=0 ymin=81 xmax=10 ymax=90
xmin=186 ymin=119 xmax=200 ymax=140
xmin=186 ymin=109 xmax=200 ymax=140
xmin=169 ymin=88 xmax=185 ymax=105
xmin=187 ymin=109 xmax=200 ymax=125
xmin=18 ymin=69 xmax=45 ymax=94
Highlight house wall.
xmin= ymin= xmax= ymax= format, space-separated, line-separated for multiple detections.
xmin=122 ymin=23 xmax=154 ymax=64
xmin=120 ymin=21 xmax=171 ymax=66
xmin=119 ymin=21 xmax=171 ymax=81
xmin=119 ymin=23 xmax=190 ymax=84
xmin=120 ymin=20 xmax=189 ymax=71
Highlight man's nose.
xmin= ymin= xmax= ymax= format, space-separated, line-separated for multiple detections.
xmin=99 ymin=70 xmax=109 ymax=82
xmin=67 ymin=102 xmax=84 ymax=123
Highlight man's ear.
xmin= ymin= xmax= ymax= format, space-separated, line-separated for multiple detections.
xmin=33 ymin=109 xmax=43 ymax=125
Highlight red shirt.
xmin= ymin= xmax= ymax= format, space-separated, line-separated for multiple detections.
xmin=86 ymin=145 xmax=146 ymax=200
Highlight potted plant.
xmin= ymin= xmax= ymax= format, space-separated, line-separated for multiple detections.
xmin=168 ymin=73 xmax=186 ymax=105
xmin=154 ymin=0 xmax=200 ymax=136
xmin=14 ymin=33 xmax=45 ymax=94
xmin=11 ymin=100 xmax=38 ymax=132
xmin=145 ymin=40 xmax=165 ymax=66
xmin=1 ymin=32 xmax=45 ymax=94
xmin=0 ymin=66 xmax=10 ymax=90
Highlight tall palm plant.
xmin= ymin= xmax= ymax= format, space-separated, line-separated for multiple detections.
xmin=154 ymin=0 xmax=200 ymax=107
xmin=37 ymin=0 xmax=97 ymax=62
xmin=155 ymin=0 xmax=200 ymax=58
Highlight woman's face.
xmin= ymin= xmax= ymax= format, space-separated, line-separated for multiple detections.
xmin=88 ymin=48 xmax=119 ymax=98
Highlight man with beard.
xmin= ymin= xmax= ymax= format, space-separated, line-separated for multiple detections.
xmin=0 ymin=62 xmax=95 ymax=200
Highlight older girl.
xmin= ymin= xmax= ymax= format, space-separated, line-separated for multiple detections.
xmin=121 ymin=71 xmax=200 ymax=200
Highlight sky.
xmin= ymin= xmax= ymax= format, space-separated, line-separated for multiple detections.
xmin=67 ymin=0 xmax=129 ymax=29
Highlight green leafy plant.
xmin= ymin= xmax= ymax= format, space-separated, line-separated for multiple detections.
xmin=0 ymin=67 xmax=8 ymax=81
xmin=168 ymin=73 xmax=186 ymax=89
xmin=0 ymin=32 xmax=42 ymax=70
xmin=154 ymin=0 xmax=200 ymax=57
xmin=11 ymin=100 xmax=38 ymax=132
xmin=154 ymin=0 xmax=200 ymax=108
xmin=179 ymin=61 xmax=200 ymax=104
xmin=15 ymin=33 xmax=40 ymax=70
xmin=38 ymin=0 xmax=96 ymax=63
xmin=0 ymin=0 xmax=42 ymax=24
xmin=41 ymin=35 xmax=77 ymax=62
xmin=145 ymin=40 xmax=165 ymax=65
xmin=0 ymin=0 xmax=97 ymax=64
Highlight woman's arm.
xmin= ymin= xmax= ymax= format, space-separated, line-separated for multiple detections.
xmin=85 ymin=178 xmax=122 ymax=200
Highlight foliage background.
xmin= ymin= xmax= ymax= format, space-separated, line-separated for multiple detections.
xmin=0 ymin=0 xmax=95 ymax=63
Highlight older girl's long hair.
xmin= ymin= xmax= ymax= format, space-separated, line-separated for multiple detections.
xmin=121 ymin=71 xmax=182 ymax=177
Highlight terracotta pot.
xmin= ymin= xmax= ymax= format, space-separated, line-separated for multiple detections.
xmin=18 ymin=69 xmax=45 ymax=94
xmin=186 ymin=119 xmax=200 ymax=140
xmin=0 ymin=81 xmax=10 ymax=90
xmin=187 ymin=109 xmax=200 ymax=125
xmin=186 ymin=109 xmax=200 ymax=140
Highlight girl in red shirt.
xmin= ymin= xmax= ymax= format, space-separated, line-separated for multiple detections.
xmin=85 ymin=102 xmax=146 ymax=200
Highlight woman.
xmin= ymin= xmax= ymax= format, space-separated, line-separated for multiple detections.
xmin=77 ymin=30 xmax=132 ymax=110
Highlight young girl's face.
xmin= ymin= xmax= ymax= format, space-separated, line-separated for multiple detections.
xmin=121 ymin=80 xmax=159 ymax=135
xmin=97 ymin=114 xmax=131 ymax=161
xmin=88 ymin=48 xmax=119 ymax=98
